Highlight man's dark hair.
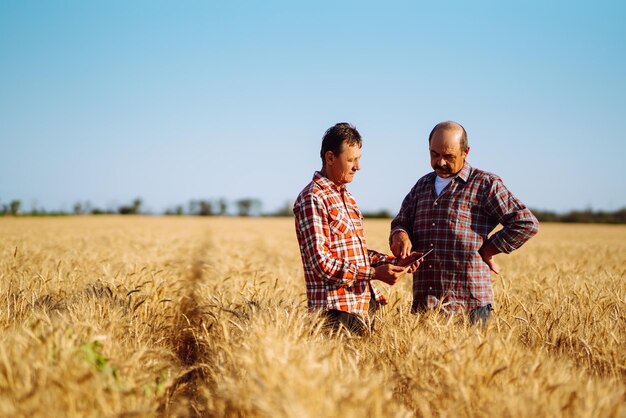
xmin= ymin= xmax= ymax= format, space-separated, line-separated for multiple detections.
xmin=428 ymin=121 xmax=468 ymax=151
xmin=320 ymin=122 xmax=362 ymax=165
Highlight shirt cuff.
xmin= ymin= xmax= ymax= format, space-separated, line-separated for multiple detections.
xmin=390 ymin=227 xmax=409 ymax=237
xmin=488 ymin=234 xmax=513 ymax=254
xmin=348 ymin=264 xmax=375 ymax=281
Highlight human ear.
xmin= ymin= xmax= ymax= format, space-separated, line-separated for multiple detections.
xmin=325 ymin=150 xmax=335 ymax=165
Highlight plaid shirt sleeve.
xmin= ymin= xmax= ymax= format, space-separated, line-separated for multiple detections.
xmin=294 ymin=193 xmax=375 ymax=287
xmin=483 ymin=176 xmax=540 ymax=253
xmin=390 ymin=182 xmax=419 ymax=244
xmin=368 ymin=249 xmax=395 ymax=267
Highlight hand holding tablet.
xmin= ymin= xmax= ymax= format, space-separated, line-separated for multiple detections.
xmin=396 ymin=249 xmax=434 ymax=271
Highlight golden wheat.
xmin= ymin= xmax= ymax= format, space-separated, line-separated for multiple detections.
xmin=0 ymin=216 xmax=624 ymax=417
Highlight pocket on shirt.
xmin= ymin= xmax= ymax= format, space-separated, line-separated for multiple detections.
xmin=328 ymin=208 xmax=353 ymax=237
xmin=457 ymin=208 xmax=472 ymax=223
xmin=351 ymin=207 xmax=364 ymax=231
xmin=451 ymin=205 xmax=472 ymax=226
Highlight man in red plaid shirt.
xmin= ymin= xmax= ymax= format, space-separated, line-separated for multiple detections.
xmin=294 ymin=123 xmax=422 ymax=335
xmin=390 ymin=121 xmax=539 ymax=325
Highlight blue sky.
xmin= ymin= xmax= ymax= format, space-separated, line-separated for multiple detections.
xmin=1 ymin=1 xmax=625 ymax=214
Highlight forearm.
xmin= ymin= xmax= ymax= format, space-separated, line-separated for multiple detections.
xmin=368 ymin=249 xmax=395 ymax=267
xmin=489 ymin=209 xmax=539 ymax=253
xmin=483 ymin=178 xmax=540 ymax=254
xmin=308 ymin=246 xmax=375 ymax=286
xmin=390 ymin=190 xmax=416 ymax=244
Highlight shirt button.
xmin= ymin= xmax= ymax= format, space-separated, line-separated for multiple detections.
xmin=429 ymin=286 xmax=432 ymax=290
xmin=434 ymin=202 xmax=438 ymax=206
xmin=430 ymin=243 xmax=434 ymax=247
xmin=431 ymin=223 xmax=435 ymax=226
xmin=428 ymin=265 xmax=432 ymax=268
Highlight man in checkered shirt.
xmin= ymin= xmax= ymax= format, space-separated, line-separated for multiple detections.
xmin=294 ymin=123 xmax=422 ymax=335
xmin=390 ymin=121 xmax=539 ymax=325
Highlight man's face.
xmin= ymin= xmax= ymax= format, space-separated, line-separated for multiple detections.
xmin=429 ymin=128 xmax=469 ymax=178
xmin=325 ymin=143 xmax=361 ymax=185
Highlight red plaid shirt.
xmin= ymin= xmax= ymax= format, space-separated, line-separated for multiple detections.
xmin=293 ymin=172 xmax=390 ymax=316
xmin=391 ymin=163 xmax=539 ymax=311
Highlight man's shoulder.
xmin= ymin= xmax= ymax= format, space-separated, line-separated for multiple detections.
xmin=294 ymin=180 xmax=326 ymax=209
xmin=295 ymin=180 xmax=317 ymax=202
xmin=415 ymin=172 xmax=435 ymax=186
xmin=404 ymin=172 xmax=434 ymax=196
xmin=468 ymin=166 xmax=502 ymax=185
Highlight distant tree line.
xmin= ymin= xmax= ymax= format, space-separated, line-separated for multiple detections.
xmin=529 ymin=208 xmax=626 ymax=224
xmin=1 ymin=197 xmax=624 ymax=223
xmin=0 ymin=197 xmax=287 ymax=218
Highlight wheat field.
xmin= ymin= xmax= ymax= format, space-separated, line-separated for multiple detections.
xmin=0 ymin=216 xmax=624 ymax=417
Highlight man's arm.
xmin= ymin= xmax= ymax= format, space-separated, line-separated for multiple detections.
xmin=368 ymin=249 xmax=395 ymax=267
xmin=368 ymin=249 xmax=423 ymax=285
xmin=368 ymin=249 xmax=423 ymax=268
xmin=294 ymin=194 xmax=375 ymax=287
xmin=480 ymin=177 xmax=539 ymax=272
xmin=389 ymin=186 xmax=418 ymax=258
xmin=294 ymin=194 xmax=412 ymax=287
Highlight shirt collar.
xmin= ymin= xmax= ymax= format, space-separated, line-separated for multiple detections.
xmin=429 ymin=162 xmax=472 ymax=184
xmin=313 ymin=171 xmax=345 ymax=192
xmin=455 ymin=162 xmax=472 ymax=183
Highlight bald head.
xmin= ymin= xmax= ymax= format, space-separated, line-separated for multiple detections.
xmin=428 ymin=121 xmax=470 ymax=178
xmin=428 ymin=121 xmax=468 ymax=152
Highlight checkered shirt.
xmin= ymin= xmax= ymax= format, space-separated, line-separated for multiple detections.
xmin=391 ymin=163 xmax=539 ymax=311
xmin=293 ymin=172 xmax=390 ymax=316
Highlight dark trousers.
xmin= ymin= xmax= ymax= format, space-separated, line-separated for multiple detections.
xmin=469 ymin=304 xmax=493 ymax=327
xmin=323 ymin=289 xmax=379 ymax=336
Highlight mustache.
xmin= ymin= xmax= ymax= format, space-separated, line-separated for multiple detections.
xmin=434 ymin=165 xmax=450 ymax=172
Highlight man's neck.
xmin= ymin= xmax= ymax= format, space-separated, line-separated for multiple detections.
xmin=436 ymin=175 xmax=454 ymax=181
xmin=320 ymin=167 xmax=341 ymax=187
